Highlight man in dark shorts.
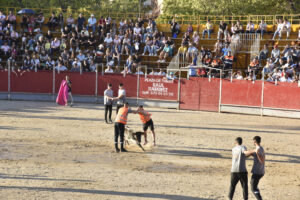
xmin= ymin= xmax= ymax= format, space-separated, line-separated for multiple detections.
xmin=65 ymin=75 xmax=73 ymax=106
xmin=137 ymin=105 xmax=156 ymax=146
xmin=244 ymin=136 xmax=265 ymax=200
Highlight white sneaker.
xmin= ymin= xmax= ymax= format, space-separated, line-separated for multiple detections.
xmin=157 ymin=60 xmax=161 ymax=63
xmin=161 ymin=60 xmax=166 ymax=63
xmin=142 ymin=53 xmax=145 ymax=56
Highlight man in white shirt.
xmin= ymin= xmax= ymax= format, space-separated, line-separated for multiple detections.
xmin=256 ymin=20 xmax=267 ymax=38
xmin=104 ymin=33 xmax=113 ymax=48
xmin=87 ymin=14 xmax=97 ymax=33
xmin=133 ymin=23 xmax=142 ymax=40
xmin=135 ymin=67 xmax=144 ymax=75
xmin=51 ymin=37 xmax=60 ymax=52
xmin=1 ymin=42 xmax=10 ymax=55
xmin=105 ymin=65 xmax=114 ymax=73
xmin=272 ymin=19 xmax=284 ymax=40
xmin=149 ymin=69 xmax=158 ymax=75
xmin=76 ymin=51 xmax=86 ymax=62
xmin=55 ymin=62 xmax=68 ymax=72
xmin=280 ymin=19 xmax=291 ymax=39
xmin=158 ymin=69 xmax=166 ymax=76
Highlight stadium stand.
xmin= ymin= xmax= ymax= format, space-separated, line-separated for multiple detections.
xmin=0 ymin=7 xmax=299 ymax=82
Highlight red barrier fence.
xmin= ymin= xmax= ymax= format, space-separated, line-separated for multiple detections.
xmin=263 ymin=82 xmax=300 ymax=110
xmin=0 ymin=71 xmax=8 ymax=92
xmin=4 ymin=71 xmax=300 ymax=115
xmin=139 ymin=76 xmax=178 ymax=101
xmin=222 ymin=80 xmax=262 ymax=107
xmin=11 ymin=71 xmax=53 ymax=93
xmin=180 ymin=78 xmax=220 ymax=112
xmin=55 ymin=72 xmax=95 ymax=95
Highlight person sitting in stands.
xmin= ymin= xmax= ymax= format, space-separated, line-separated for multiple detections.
xmin=158 ymin=43 xmax=171 ymax=63
xmin=202 ymin=19 xmax=213 ymax=39
xmin=246 ymin=21 xmax=255 ymax=33
xmin=256 ymin=20 xmax=267 ymax=38
xmin=105 ymin=65 xmax=114 ymax=73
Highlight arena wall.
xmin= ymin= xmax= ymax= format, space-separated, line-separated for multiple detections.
xmin=2 ymin=71 xmax=300 ymax=118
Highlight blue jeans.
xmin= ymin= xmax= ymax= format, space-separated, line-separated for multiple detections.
xmin=86 ymin=24 xmax=96 ymax=33
xmin=202 ymin=29 xmax=212 ymax=38
xmin=143 ymin=45 xmax=153 ymax=54
xmin=272 ymin=30 xmax=280 ymax=39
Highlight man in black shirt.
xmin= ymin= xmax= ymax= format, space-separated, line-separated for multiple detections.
xmin=217 ymin=21 xmax=228 ymax=39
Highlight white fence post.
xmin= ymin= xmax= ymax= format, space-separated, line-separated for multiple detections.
xmin=7 ymin=59 xmax=11 ymax=100
xmin=218 ymin=69 xmax=222 ymax=113
xmin=136 ymin=72 xmax=140 ymax=106
xmin=95 ymin=64 xmax=98 ymax=103
xmin=261 ymin=72 xmax=265 ymax=117
xmin=177 ymin=69 xmax=181 ymax=110
xmin=52 ymin=64 xmax=55 ymax=101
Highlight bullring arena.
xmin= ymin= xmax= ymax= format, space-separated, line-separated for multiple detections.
xmin=0 ymin=100 xmax=299 ymax=200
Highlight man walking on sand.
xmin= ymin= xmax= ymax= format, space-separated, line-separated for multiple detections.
xmin=244 ymin=136 xmax=265 ymax=200
xmin=137 ymin=105 xmax=156 ymax=146
xmin=228 ymin=137 xmax=248 ymax=200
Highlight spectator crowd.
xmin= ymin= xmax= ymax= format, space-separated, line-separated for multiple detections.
xmin=0 ymin=9 xmax=299 ymax=83
xmin=0 ymin=10 xmax=172 ymax=76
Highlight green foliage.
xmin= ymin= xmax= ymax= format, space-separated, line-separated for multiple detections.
xmin=162 ymin=0 xmax=300 ymax=16
xmin=0 ymin=0 xmax=145 ymax=13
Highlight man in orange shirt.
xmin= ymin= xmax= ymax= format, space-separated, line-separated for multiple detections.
xmin=114 ymin=102 xmax=138 ymax=152
xmin=137 ymin=105 xmax=156 ymax=146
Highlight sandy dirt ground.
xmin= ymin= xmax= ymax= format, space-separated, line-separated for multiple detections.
xmin=0 ymin=100 xmax=299 ymax=200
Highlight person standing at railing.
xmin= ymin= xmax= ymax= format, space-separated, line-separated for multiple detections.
xmin=6 ymin=11 xmax=16 ymax=28
xmin=47 ymin=12 xmax=58 ymax=31
xmin=170 ymin=18 xmax=180 ymax=38
xmin=77 ymin=13 xmax=85 ymax=32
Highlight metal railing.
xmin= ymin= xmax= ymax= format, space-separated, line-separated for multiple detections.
xmin=157 ymin=14 xmax=300 ymax=25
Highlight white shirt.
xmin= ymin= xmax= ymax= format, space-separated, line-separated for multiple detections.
xmin=105 ymin=68 xmax=114 ymax=73
xmin=150 ymin=72 xmax=159 ymax=75
xmin=104 ymin=37 xmax=113 ymax=44
xmin=56 ymin=65 xmax=68 ymax=71
xmin=135 ymin=71 xmax=144 ymax=75
xmin=88 ymin=17 xmax=97 ymax=25
xmin=284 ymin=22 xmax=291 ymax=29
xmin=1 ymin=45 xmax=10 ymax=52
xmin=277 ymin=23 xmax=284 ymax=31
xmin=133 ymin=27 xmax=142 ymax=35
xmin=158 ymin=71 xmax=166 ymax=76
